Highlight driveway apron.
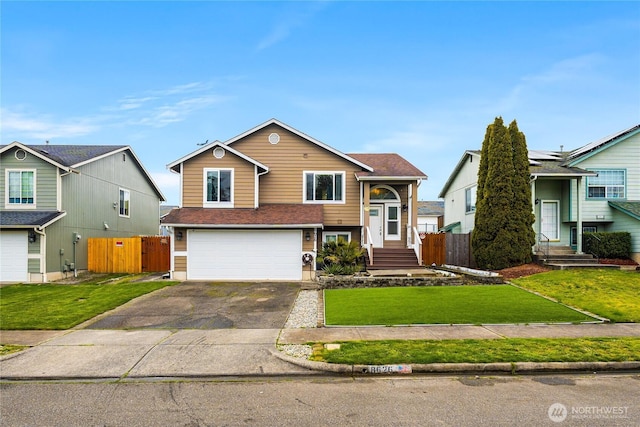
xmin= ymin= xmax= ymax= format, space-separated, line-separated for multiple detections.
xmin=84 ymin=281 xmax=301 ymax=330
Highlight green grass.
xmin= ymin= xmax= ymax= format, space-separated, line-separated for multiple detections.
xmin=512 ymin=269 xmax=640 ymax=322
xmin=324 ymin=285 xmax=595 ymax=325
xmin=0 ymin=344 xmax=27 ymax=356
xmin=312 ymin=337 xmax=640 ymax=365
xmin=0 ymin=275 xmax=178 ymax=330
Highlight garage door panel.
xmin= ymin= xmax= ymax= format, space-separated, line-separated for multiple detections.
xmin=0 ymin=231 xmax=28 ymax=282
xmin=188 ymin=230 xmax=302 ymax=280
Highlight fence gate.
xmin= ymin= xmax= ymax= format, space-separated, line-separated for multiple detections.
xmin=88 ymin=236 xmax=170 ymax=274
xmin=141 ymin=236 xmax=171 ymax=272
xmin=421 ymin=233 xmax=446 ymax=266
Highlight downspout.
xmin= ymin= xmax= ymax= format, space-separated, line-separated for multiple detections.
xmin=33 ymin=227 xmax=47 ymax=282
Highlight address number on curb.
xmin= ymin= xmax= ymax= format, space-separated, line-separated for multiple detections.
xmin=364 ymin=365 xmax=412 ymax=374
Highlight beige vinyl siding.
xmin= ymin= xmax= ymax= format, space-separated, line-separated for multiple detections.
xmin=182 ymin=148 xmax=256 ymax=208
xmin=229 ymin=124 xmax=362 ymax=226
xmin=441 ymin=154 xmax=480 ymax=233
xmin=174 ymin=256 xmax=187 ymax=272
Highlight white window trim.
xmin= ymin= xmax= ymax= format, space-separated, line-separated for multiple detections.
xmin=203 ymin=168 xmax=234 ymax=208
xmin=303 ymin=171 xmax=346 ymax=204
xmin=586 ymin=169 xmax=626 ymax=200
xmin=5 ymin=169 xmax=37 ymax=210
xmin=322 ymin=232 xmax=352 ymax=243
xmin=385 ymin=203 xmax=401 ymax=241
xmin=465 ymin=185 xmax=477 ymax=213
xmin=119 ymin=188 xmax=131 ymax=218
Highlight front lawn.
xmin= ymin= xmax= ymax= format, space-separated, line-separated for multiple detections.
xmin=312 ymin=337 xmax=640 ymax=365
xmin=512 ymin=269 xmax=640 ymax=322
xmin=324 ymin=285 xmax=595 ymax=326
xmin=0 ymin=275 xmax=178 ymax=330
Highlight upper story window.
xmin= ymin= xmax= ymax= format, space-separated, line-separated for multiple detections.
xmin=587 ymin=170 xmax=625 ymax=199
xmin=465 ymin=186 xmax=477 ymax=213
xmin=7 ymin=170 xmax=35 ymax=208
xmin=119 ymin=188 xmax=130 ymax=217
xmin=204 ymin=168 xmax=233 ymax=207
xmin=304 ymin=171 xmax=344 ymax=203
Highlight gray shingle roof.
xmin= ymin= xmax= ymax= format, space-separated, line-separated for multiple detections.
xmin=418 ymin=201 xmax=444 ymax=216
xmin=608 ymin=201 xmax=640 ymax=221
xmin=25 ymin=145 xmax=127 ymax=167
xmin=0 ymin=211 xmax=65 ymax=227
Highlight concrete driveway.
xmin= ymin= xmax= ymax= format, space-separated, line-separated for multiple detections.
xmin=84 ymin=281 xmax=301 ymax=330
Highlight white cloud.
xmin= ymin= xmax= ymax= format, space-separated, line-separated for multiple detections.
xmin=0 ymin=108 xmax=99 ymax=140
xmin=256 ymin=2 xmax=328 ymax=50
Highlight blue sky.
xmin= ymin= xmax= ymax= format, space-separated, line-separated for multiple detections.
xmin=2 ymin=1 xmax=639 ymax=205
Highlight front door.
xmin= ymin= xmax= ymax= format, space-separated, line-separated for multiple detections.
xmin=541 ymin=200 xmax=560 ymax=241
xmin=369 ymin=204 xmax=384 ymax=248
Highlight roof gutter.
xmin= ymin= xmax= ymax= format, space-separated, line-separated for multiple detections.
xmin=163 ymin=223 xmax=324 ymax=229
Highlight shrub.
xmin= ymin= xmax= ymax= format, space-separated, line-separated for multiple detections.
xmin=583 ymin=232 xmax=631 ymax=259
xmin=318 ymin=238 xmax=365 ymax=275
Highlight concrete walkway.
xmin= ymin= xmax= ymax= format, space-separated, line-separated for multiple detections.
xmin=2 ymin=323 xmax=640 ymax=380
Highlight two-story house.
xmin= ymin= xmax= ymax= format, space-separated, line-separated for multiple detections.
xmin=439 ymin=124 xmax=640 ymax=263
xmin=0 ymin=143 xmax=165 ymax=282
xmin=162 ymin=119 xmax=427 ymax=281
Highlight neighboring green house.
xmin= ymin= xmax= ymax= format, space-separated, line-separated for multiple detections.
xmin=0 ymin=142 xmax=165 ymax=282
xmin=439 ymin=124 xmax=640 ymax=263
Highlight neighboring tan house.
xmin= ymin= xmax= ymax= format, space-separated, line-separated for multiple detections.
xmin=162 ymin=119 xmax=427 ymax=281
xmin=417 ymin=201 xmax=444 ymax=233
xmin=0 ymin=142 xmax=165 ymax=282
xmin=439 ymin=124 xmax=640 ymax=263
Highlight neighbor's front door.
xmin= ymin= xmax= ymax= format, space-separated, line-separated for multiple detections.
xmin=541 ymin=200 xmax=560 ymax=241
xmin=370 ymin=204 xmax=384 ymax=248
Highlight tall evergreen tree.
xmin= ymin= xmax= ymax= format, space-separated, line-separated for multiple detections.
xmin=508 ymin=120 xmax=536 ymax=264
xmin=472 ymin=117 xmax=534 ymax=270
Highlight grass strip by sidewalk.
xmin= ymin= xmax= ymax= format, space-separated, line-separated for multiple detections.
xmin=512 ymin=269 xmax=640 ymax=323
xmin=311 ymin=337 xmax=640 ymax=365
xmin=324 ymin=285 xmax=595 ymax=326
xmin=0 ymin=275 xmax=178 ymax=330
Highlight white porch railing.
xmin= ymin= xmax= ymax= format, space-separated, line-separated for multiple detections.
xmin=365 ymin=226 xmax=374 ymax=264
xmin=407 ymin=225 xmax=423 ymax=265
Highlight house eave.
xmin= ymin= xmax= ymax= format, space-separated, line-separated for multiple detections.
xmin=163 ymin=223 xmax=324 ymax=229
xmin=356 ymin=175 xmax=427 ymax=181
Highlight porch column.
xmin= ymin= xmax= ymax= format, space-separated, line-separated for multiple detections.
xmin=530 ymin=178 xmax=538 ymax=247
xmin=576 ymin=176 xmax=583 ymax=254
xmin=363 ymin=181 xmax=371 ymax=244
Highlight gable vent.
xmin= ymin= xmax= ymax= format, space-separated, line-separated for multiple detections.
xmin=268 ymin=132 xmax=280 ymax=144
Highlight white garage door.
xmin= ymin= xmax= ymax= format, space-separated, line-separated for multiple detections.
xmin=188 ymin=230 xmax=302 ymax=280
xmin=0 ymin=231 xmax=28 ymax=282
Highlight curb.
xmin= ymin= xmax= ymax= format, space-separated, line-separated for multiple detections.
xmin=272 ymin=349 xmax=640 ymax=375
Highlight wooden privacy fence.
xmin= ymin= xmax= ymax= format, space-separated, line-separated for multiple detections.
xmin=421 ymin=233 xmax=446 ymax=266
xmin=88 ymin=236 xmax=170 ymax=273
xmin=421 ymin=232 xmax=476 ymax=268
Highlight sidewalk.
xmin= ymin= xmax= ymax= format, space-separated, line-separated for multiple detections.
xmin=2 ymin=323 xmax=640 ymax=380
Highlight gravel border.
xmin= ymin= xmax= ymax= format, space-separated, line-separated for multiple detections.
xmin=279 ymin=290 xmax=318 ymax=358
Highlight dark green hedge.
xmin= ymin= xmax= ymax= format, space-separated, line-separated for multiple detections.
xmin=583 ymin=232 xmax=631 ymax=259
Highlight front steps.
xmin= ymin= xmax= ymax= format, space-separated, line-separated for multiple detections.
xmin=534 ymin=246 xmax=620 ymax=270
xmin=366 ymin=248 xmax=422 ymax=270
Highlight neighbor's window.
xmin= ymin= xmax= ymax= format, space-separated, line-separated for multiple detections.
xmin=204 ymin=168 xmax=233 ymax=206
xmin=7 ymin=170 xmax=35 ymax=206
xmin=119 ymin=188 xmax=130 ymax=217
xmin=304 ymin=172 xmax=344 ymax=203
xmin=587 ymin=170 xmax=625 ymax=199
xmin=465 ymin=186 xmax=477 ymax=213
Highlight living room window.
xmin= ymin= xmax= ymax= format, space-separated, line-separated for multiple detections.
xmin=465 ymin=185 xmax=477 ymax=213
xmin=587 ymin=170 xmax=625 ymax=199
xmin=7 ymin=170 xmax=35 ymax=208
xmin=119 ymin=188 xmax=130 ymax=217
xmin=204 ymin=168 xmax=233 ymax=207
xmin=304 ymin=171 xmax=344 ymax=203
